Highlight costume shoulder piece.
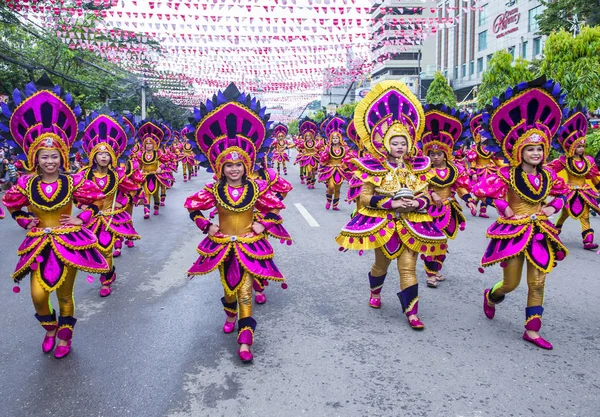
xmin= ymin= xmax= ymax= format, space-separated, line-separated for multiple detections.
xmin=407 ymin=156 xmax=431 ymax=173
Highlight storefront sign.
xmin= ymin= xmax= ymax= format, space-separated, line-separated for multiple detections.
xmin=493 ymin=8 xmax=520 ymax=38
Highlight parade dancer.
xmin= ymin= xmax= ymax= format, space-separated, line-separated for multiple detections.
xmin=293 ymin=134 xmax=306 ymax=184
xmin=184 ymin=84 xmax=288 ymax=362
xmin=78 ymin=112 xmax=141 ymax=297
xmin=136 ymin=121 xmax=174 ymax=218
xmin=420 ymin=105 xmax=477 ymax=287
xmin=158 ymin=123 xmax=176 ymax=207
xmin=476 ymin=77 xmax=570 ymax=350
xmin=547 ymin=108 xmax=600 ymax=250
xmin=467 ymin=113 xmax=500 ymax=218
xmin=180 ymin=138 xmax=197 ymax=183
xmin=270 ymin=123 xmax=293 ymax=175
xmin=319 ymin=116 xmax=352 ymax=210
xmin=335 ymin=81 xmax=447 ymax=329
xmin=297 ymin=117 xmax=322 ymax=189
xmin=0 ymin=77 xmax=109 ymax=358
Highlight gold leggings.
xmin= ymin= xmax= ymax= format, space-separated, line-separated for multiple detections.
xmin=371 ymin=247 xmax=418 ymax=291
xmin=305 ymin=164 xmax=316 ymax=182
xmin=144 ymin=183 xmax=161 ymax=206
xmin=490 ymin=254 xmax=546 ymax=306
xmin=326 ymin=177 xmax=342 ymax=199
xmin=556 ymin=206 xmax=591 ymax=233
xmin=223 ymin=271 xmax=254 ymax=319
xmin=30 ymin=267 xmax=77 ymax=317
xmin=183 ymin=162 xmax=193 ymax=177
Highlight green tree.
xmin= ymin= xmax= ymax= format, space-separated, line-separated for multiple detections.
xmin=336 ymin=102 xmax=358 ymax=118
xmin=476 ymin=50 xmax=535 ymax=109
xmin=287 ymin=119 xmax=299 ymax=136
xmin=536 ymin=0 xmax=600 ymax=36
xmin=540 ymin=27 xmax=600 ymax=110
xmin=312 ymin=110 xmax=326 ymax=123
xmin=425 ymin=71 xmax=457 ymax=107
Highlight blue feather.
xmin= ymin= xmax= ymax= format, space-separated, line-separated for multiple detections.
xmin=1 ymin=103 xmax=12 ymax=118
xmin=552 ymin=82 xmax=561 ymax=96
xmin=492 ymin=97 xmax=500 ymax=107
xmin=205 ymin=100 xmax=214 ymax=112
xmin=64 ymin=93 xmax=73 ymax=106
xmin=217 ymin=91 xmax=226 ymax=104
xmin=74 ymin=106 xmax=82 ymax=117
xmin=12 ymin=89 xmax=21 ymax=105
xmin=258 ymin=107 xmax=266 ymax=118
xmin=543 ymin=79 xmax=553 ymax=90
xmin=517 ymin=82 xmax=528 ymax=90
xmin=53 ymin=85 xmax=61 ymax=95
xmin=25 ymin=82 xmax=37 ymax=97
xmin=505 ymin=87 xmax=513 ymax=99
xmin=194 ymin=108 xmax=201 ymax=121
xmin=0 ymin=122 xmax=9 ymax=132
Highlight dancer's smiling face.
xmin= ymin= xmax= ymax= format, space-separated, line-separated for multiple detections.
xmin=223 ymin=162 xmax=245 ymax=183
xmin=522 ymin=144 xmax=544 ymax=166
xmin=37 ymin=149 xmax=61 ymax=175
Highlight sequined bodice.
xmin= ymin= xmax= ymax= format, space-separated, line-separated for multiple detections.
xmin=142 ymin=151 xmax=159 ymax=172
xmin=27 ymin=175 xmax=74 ymax=227
xmin=214 ymin=181 xmax=258 ymax=236
xmin=508 ymin=168 xmax=551 ymax=216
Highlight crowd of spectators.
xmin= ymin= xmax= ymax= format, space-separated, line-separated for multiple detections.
xmin=0 ymin=145 xmax=20 ymax=190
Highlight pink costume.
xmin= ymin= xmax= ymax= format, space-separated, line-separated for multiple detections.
xmin=335 ymin=81 xmax=447 ymax=329
xmin=134 ymin=121 xmax=174 ymax=218
xmin=467 ymin=113 xmax=503 ymax=218
xmin=78 ymin=112 xmax=141 ymax=296
xmin=296 ymin=117 xmax=323 ymax=189
xmin=420 ymin=104 xmax=475 ymax=282
xmin=270 ymin=123 xmax=292 ymax=175
xmin=476 ymin=77 xmax=570 ymax=349
xmin=184 ymin=83 xmax=290 ymax=362
xmin=547 ymin=108 xmax=600 ymax=250
xmin=0 ymin=77 xmax=109 ymax=358
xmin=318 ymin=116 xmax=353 ymax=210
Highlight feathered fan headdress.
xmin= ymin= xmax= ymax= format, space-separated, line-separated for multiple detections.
xmin=187 ymin=83 xmax=272 ymax=177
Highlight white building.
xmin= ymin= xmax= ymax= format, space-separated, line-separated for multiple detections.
xmin=369 ymin=1 xmax=437 ymax=99
xmin=436 ymin=0 xmax=546 ymax=100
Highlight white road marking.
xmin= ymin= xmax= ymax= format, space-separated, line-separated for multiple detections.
xmin=294 ymin=203 xmax=320 ymax=227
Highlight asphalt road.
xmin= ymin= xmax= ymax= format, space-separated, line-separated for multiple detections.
xmin=1 ymin=157 xmax=599 ymax=417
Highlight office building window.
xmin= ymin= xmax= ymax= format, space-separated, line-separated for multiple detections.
xmin=487 ymin=54 xmax=493 ymax=65
xmin=454 ymin=66 xmax=458 ymax=79
xmin=533 ymin=37 xmax=542 ymax=56
xmin=508 ymin=46 xmax=515 ymax=60
xmin=477 ymin=57 xmax=484 ymax=73
xmin=528 ymin=6 xmax=542 ymax=33
xmin=478 ymin=3 xmax=488 ymax=26
xmin=462 ymin=63 xmax=466 ymax=77
xmin=470 ymin=61 xmax=475 ymax=75
xmin=478 ymin=31 xmax=487 ymax=52
xmin=522 ymin=41 xmax=528 ymax=59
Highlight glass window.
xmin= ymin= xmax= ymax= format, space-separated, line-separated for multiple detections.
xmin=522 ymin=41 xmax=528 ymax=59
xmin=470 ymin=60 xmax=475 ymax=75
xmin=462 ymin=64 xmax=466 ymax=77
xmin=533 ymin=37 xmax=542 ymax=55
xmin=478 ymin=3 xmax=488 ymax=26
xmin=486 ymin=54 xmax=493 ymax=65
xmin=508 ymin=46 xmax=515 ymax=60
xmin=478 ymin=31 xmax=487 ymax=52
xmin=454 ymin=66 xmax=458 ymax=79
xmin=477 ymin=57 xmax=484 ymax=73
xmin=528 ymin=6 xmax=542 ymax=33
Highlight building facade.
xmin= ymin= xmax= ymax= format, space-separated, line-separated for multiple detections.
xmin=436 ymin=0 xmax=546 ymax=101
xmin=369 ymin=1 xmax=437 ymax=99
